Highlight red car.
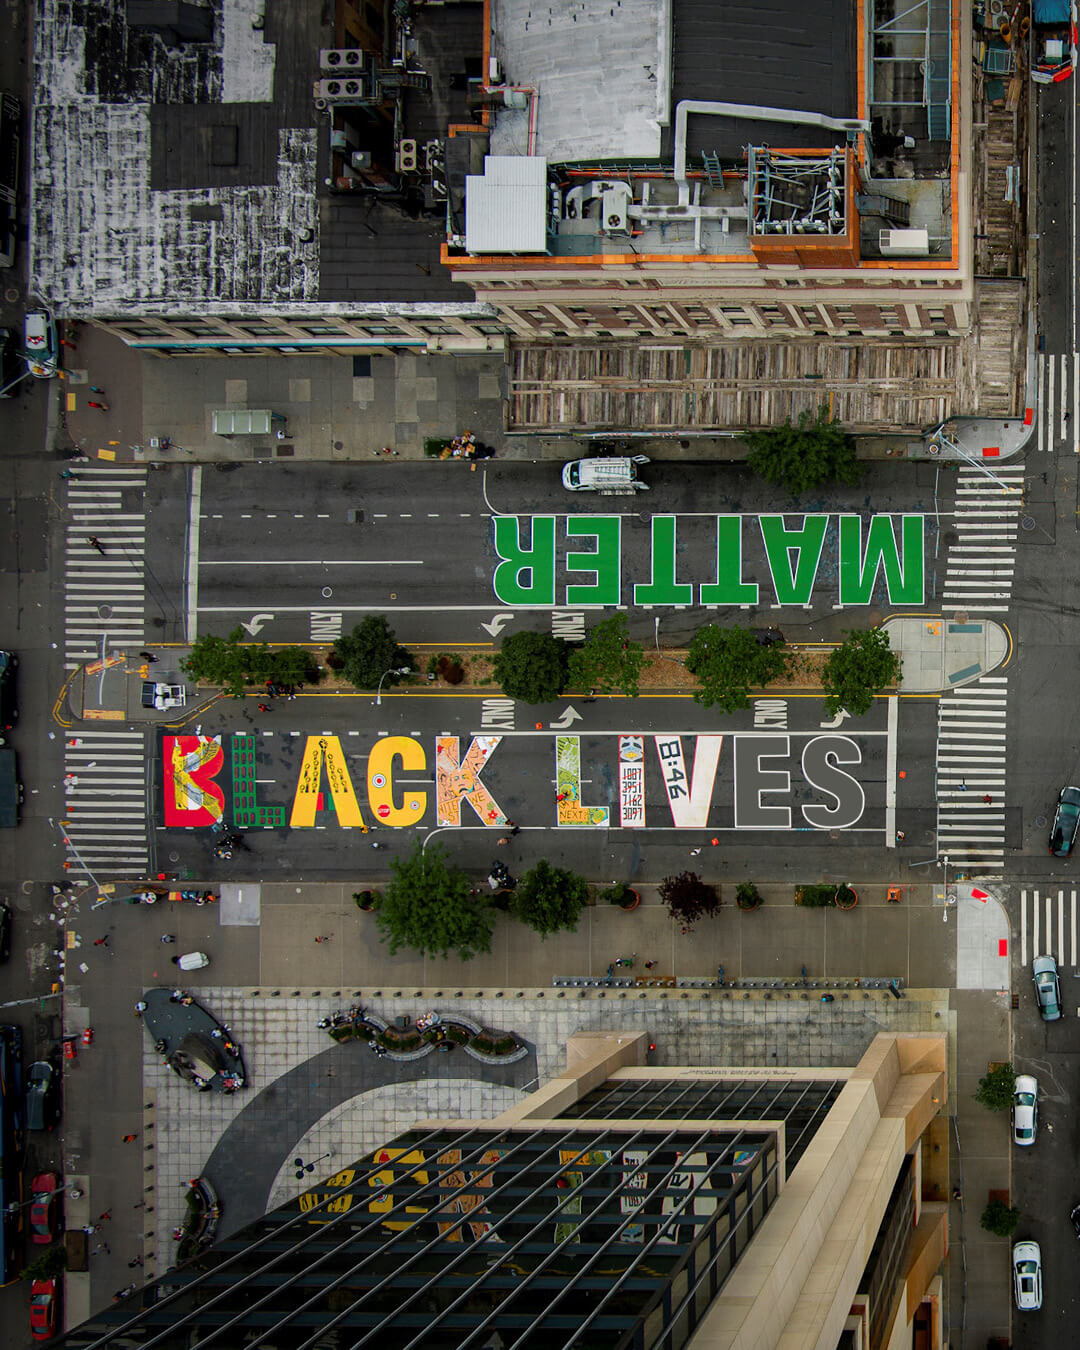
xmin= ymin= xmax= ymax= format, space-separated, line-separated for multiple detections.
xmin=29 ymin=1173 xmax=61 ymax=1244
xmin=29 ymin=1277 xmax=58 ymax=1340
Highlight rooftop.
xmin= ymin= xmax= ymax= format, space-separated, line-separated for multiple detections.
xmin=31 ymin=0 xmax=480 ymax=312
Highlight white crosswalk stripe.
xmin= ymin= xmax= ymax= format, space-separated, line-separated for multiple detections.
xmin=935 ymin=678 xmax=1009 ymax=875
xmin=1019 ymin=889 xmax=1080 ymax=969
xmin=940 ymin=465 xmax=1023 ymax=614
xmin=64 ymin=468 xmax=147 ymax=669
xmin=1035 ymin=350 xmax=1080 ymax=452
xmin=62 ymin=729 xmax=149 ymax=877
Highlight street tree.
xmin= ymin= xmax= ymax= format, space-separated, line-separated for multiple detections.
xmin=375 ymin=841 xmax=494 ymax=961
xmin=333 ymin=616 xmax=413 ymax=691
xmin=568 ymin=613 xmax=645 ymax=697
xmin=685 ymin=625 xmax=790 ymax=713
xmin=510 ymin=859 xmax=590 ymax=938
xmin=183 ymin=627 xmax=270 ymax=698
xmin=973 ymin=1063 xmax=1014 ymax=1112
xmin=821 ymin=627 xmax=901 ymax=717
xmin=659 ymin=871 xmax=721 ymax=932
xmin=979 ymin=1198 xmax=1020 ymax=1238
xmin=269 ymin=646 xmax=322 ymax=689
xmin=745 ymin=405 xmax=861 ymax=497
xmin=494 ymin=630 xmax=569 ymax=703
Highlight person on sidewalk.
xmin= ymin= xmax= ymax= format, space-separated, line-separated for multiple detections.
xmin=160 ymin=933 xmax=175 ymax=944
xmin=93 ymin=936 xmax=109 ymax=947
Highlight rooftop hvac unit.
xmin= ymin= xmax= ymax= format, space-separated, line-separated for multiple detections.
xmin=878 ymin=227 xmax=930 ymax=257
xmin=313 ymin=78 xmax=366 ymax=101
xmin=396 ymin=139 xmax=418 ymax=173
xmin=320 ymin=48 xmax=364 ymax=70
xmin=600 ymin=188 xmax=629 ymax=234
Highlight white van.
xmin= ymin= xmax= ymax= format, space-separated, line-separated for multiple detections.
xmin=561 ymin=456 xmax=650 ymax=494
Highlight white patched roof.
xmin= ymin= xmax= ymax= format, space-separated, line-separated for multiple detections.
xmin=465 ymin=156 xmax=548 ymax=254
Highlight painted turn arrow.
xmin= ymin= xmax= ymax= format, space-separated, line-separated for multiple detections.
xmin=548 ymin=706 xmax=583 ymax=730
xmin=481 ymin=612 xmax=515 ymax=637
xmin=241 ymin=613 xmax=276 ymax=637
xmin=819 ymin=709 xmax=852 ymax=730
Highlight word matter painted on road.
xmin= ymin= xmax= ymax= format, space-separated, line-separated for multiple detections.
xmin=162 ymin=730 xmax=879 ymax=834
xmin=491 ymin=513 xmax=925 ymax=608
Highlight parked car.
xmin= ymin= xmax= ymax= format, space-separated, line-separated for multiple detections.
xmin=29 ymin=1172 xmax=61 ymax=1244
xmin=1050 ymin=785 xmax=1080 ymax=856
xmin=29 ymin=1277 xmax=58 ymax=1340
xmin=21 ymin=309 xmax=58 ymax=380
xmin=0 ymin=649 xmax=18 ymax=736
xmin=25 ymin=1061 xmax=58 ymax=1131
xmin=1012 ymin=1239 xmax=1042 ymax=1311
xmin=0 ymin=747 xmax=23 ymax=827
xmin=1012 ymin=1075 xmax=1038 ymax=1146
xmin=1033 ymin=955 xmax=1063 ymax=1021
xmin=0 ymin=900 xmax=10 ymax=962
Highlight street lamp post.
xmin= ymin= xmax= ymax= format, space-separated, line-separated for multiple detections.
xmin=293 ymin=1150 xmax=334 ymax=1180
xmin=375 ymin=666 xmax=411 ymax=706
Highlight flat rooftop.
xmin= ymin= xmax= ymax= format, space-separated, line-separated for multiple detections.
xmin=31 ymin=0 xmax=477 ymax=311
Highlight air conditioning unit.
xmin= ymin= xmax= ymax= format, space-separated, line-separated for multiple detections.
xmin=320 ymin=48 xmax=364 ymax=70
xmin=396 ymin=138 xmax=418 ymax=173
xmin=313 ymin=78 xmax=366 ymax=101
xmin=600 ymin=189 xmax=629 ymax=234
xmin=878 ymin=227 xmax=929 ymax=257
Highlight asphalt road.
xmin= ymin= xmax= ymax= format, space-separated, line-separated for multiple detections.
xmin=178 ymin=459 xmax=948 ymax=648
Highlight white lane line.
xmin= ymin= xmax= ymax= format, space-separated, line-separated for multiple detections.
xmin=885 ymin=695 xmax=897 ymax=845
xmin=1060 ymin=889 xmax=1066 ymax=963
xmin=1046 ymin=891 xmax=1053 ymax=956
xmin=1062 ymin=354 xmax=1069 ymax=443
xmin=1034 ymin=889 xmax=1040 ymax=956
xmin=197 ymin=559 xmax=424 ymax=567
xmin=1048 ymin=355 xmax=1055 ymax=453
xmin=187 ymin=466 xmax=202 ymax=642
xmin=1022 ymin=890 xmax=1028 ymax=966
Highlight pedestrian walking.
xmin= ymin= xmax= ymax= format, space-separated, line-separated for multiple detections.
xmin=93 ymin=935 xmax=109 ymax=947
xmin=133 ymin=1001 xmax=147 ymax=1018
xmin=87 ymin=535 xmax=106 ymax=555
xmin=982 ymin=794 xmax=993 ymax=804
xmin=97 ymin=1210 xmax=112 ymax=1223
xmin=83 ymin=1224 xmax=99 ymax=1236
xmin=90 ymin=385 xmax=107 ymax=394
xmin=895 ymin=830 xmax=905 ymax=843
xmin=314 ymin=935 xmax=329 ymax=944
xmin=87 ymin=399 xmax=110 ymax=410
xmin=93 ymin=1241 xmax=110 ymax=1255
xmin=160 ymin=933 xmax=175 ymax=944
xmin=113 ymin=1284 xmax=137 ymax=1301
xmin=496 ymin=836 xmax=510 ymax=846
xmin=508 ymin=821 xmax=520 ymax=837
xmin=615 ymin=955 xmax=634 ymax=969
xmin=122 ymin=1133 xmax=138 ymax=1143
xmin=644 ymin=960 xmax=657 ymax=970
xmin=139 ymin=650 xmax=157 ymax=663
xmin=128 ymin=1255 xmax=143 ymax=1268
xmin=958 ymin=779 xmax=967 ymax=791
xmin=689 ymin=847 xmax=701 ymax=856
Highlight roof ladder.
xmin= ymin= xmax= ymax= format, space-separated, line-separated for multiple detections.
xmin=701 ymin=151 xmax=722 ymax=187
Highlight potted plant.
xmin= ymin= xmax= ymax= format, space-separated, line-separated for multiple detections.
xmin=833 ymin=884 xmax=859 ymax=910
xmin=353 ymin=890 xmax=378 ymax=912
xmin=603 ymin=882 xmax=640 ymax=911
xmin=735 ymin=881 xmax=763 ymax=912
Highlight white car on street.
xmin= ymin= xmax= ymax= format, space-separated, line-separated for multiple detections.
xmin=1012 ymin=1240 xmax=1042 ymax=1311
xmin=1012 ymin=1074 xmax=1038 ymax=1146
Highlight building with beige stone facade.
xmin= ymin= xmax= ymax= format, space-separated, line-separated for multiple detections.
xmin=59 ymin=1030 xmax=948 ymax=1350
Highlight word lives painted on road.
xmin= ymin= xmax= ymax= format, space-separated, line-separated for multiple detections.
xmin=162 ymin=722 xmax=876 ymax=834
xmin=491 ymin=513 xmax=925 ymax=607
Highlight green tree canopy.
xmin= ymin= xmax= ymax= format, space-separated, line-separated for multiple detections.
xmin=269 ymin=646 xmax=322 ymax=688
xmin=183 ymin=627 xmax=271 ymax=698
xmin=494 ymin=631 xmax=569 ymax=704
xmin=567 ymin=613 xmax=645 ymax=697
xmin=510 ymin=859 xmax=590 ymax=938
xmin=375 ymin=841 xmax=494 ymax=961
xmin=685 ymin=625 xmax=790 ymax=714
xmin=333 ymin=616 xmax=413 ymax=691
xmin=973 ymin=1063 xmax=1015 ymax=1112
xmin=745 ymin=405 xmax=861 ymax=497
xmin=980 ymin=1198 xmax=1019 ymax=1237
xmin=821 ymin=627 xmax=901 ymax=717
xmin=659 ymin=871 xmax=721 ymax=931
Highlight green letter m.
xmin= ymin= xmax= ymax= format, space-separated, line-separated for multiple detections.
xmin=838 ymin=514 xmax=924 ymax=605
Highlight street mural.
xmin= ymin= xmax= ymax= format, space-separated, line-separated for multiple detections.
xmin=491 ymin=513 xmax=925 ymax=607
xmin=161 ymin=726 xmax=879 ymax=833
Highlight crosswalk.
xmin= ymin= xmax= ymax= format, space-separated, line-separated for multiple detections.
xmin=62 ymin=729 xmax=149 ymax=878
xmin=935 ymin=677 xmax=1008 ymax=874
xmin=940 ymin=464 xmax=1023 ymax=614
xmin=1035 ymin=351 xmax=1080 ymax=453
xmin=1019 ymin=889 xmax=1080 ymax=969
xmin=64 ymin=467 xmax=148 ymax=670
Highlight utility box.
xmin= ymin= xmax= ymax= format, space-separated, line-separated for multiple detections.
xmin=211 ymin=409 xmax=284 ymax=437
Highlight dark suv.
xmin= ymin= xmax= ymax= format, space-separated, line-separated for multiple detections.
xmin=0 ymin=650 xmax=17 ymax=737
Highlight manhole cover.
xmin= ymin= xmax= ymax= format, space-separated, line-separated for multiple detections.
xmin=953 ymin=611 xmax=968 ymax=624
xmin=1034 ymin=814 xmax=1047 ymax=828
xmin=321 ymin=586 xmax=333 ymax=598
xmin=97 ymin=605 xmax=112 ymax=619
xmin=168 ymin=851 xmax=180 ymax=862
xmin=1021 ymin=516 xmax=1036 ymax=531
xmin=942 ymin=530 xmax=958 ymax=548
